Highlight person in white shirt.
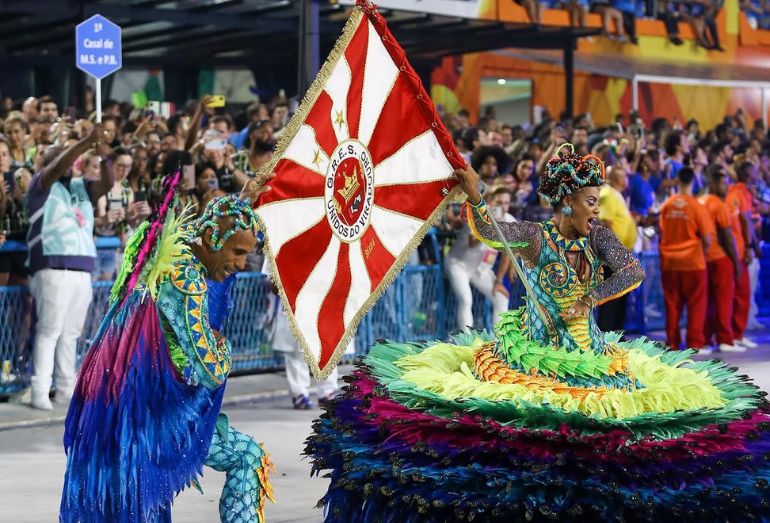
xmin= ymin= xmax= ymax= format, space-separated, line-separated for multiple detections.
xmin=445 ymin=186 xmax=515 ymax=330
xmin=261 ymin=259 xmax=344 ymax=409
xmin=269 ymin=294 xmax=343 ymax=409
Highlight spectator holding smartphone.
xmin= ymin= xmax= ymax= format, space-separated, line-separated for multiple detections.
xmin=0 ymin=138 xmax=31 ymax=286
xmin=5 ymin=116 xmax=35 ymax=171
xmin=92 ymin=148 xmax=130 ymax=281
xmin=26 ymin=123 xmax=112 ymax=410
xmin=194 ymin=161 xmax=223 ymax=213
xmin=92 ymin=147 xmax=150 ymax=280
xmin=127 ymin=144 xmax=152 ymax=195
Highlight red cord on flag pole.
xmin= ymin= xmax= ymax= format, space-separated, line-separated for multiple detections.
xmin=356 ymin=0 xmax=378 ymax=14
xmin=358 ymin=0 xmax=465 ymax=199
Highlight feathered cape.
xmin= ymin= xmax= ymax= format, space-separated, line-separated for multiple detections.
xmin=60 ymin=207 xmax=232 ymax=522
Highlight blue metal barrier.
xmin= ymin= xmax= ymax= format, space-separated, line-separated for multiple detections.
xmin=759 ymin=244 xmax=770 ymax=318
xmin=0 ymin=265 xmax=494 ymax=395
xmin=623 ymin=252 xmax=666 ymax=334
xmin=0 ymin=285 xmax=31 ymax=395
xmin=0 ymin=236 xmax=122 ymax=253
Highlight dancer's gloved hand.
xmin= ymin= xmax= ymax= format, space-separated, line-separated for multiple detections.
xmin=559 ymin=299 xmax=591 ymax=321
xmin=453 ymin=163 xmax=482 ymax=205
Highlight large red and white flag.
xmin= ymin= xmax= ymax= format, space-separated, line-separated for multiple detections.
xmin=257 ymin=1 xmax=464 ymax=379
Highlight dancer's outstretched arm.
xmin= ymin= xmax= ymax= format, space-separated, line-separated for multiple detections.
xmin=584 ymin=225 xmax=645 ymax=306
xmin=454 ymin=163 xmax=542 ymax=266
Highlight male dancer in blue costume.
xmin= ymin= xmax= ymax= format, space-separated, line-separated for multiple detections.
xmin=60 ymin=186 xmax=274 ymax=522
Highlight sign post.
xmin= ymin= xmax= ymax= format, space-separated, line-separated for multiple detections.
xmin=75 ymin=14 xmax=122 ymax=123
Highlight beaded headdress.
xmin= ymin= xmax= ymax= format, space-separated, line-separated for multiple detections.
xmin=538 ymin=143 xmax=606 ymax=207
xmin=195 ymin=194 xmax=259 ymax=251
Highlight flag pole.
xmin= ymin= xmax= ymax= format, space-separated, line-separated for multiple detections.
xmin=486 ymin=211 xmax=559 ymax=345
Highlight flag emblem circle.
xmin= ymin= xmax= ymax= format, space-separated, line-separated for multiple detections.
xmin=325 ymin=139 xmax=374 ymax=243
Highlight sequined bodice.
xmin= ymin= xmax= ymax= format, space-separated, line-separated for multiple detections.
xmin=522 ymin=221 xmax=606 ymax=353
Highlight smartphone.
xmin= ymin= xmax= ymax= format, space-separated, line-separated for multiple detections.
xmin=182 ymin=165 xmax=195 ymax=191
xmin=207 ymin=177 xmax=219 ymax=190
xmin=108 ymin=198 xmax=123 ymax=212
xmin=204 ymin=138 xmax=227 ymax=150
xmin=134 ymin=190 xmax=147 ymax=202
xmin=143 ymin=109 xmax=155 ymax=119
xmin=3 ymin=171 xmax=14 ymax=191
xmin=206 ymin=95 xmax=226 ymax=108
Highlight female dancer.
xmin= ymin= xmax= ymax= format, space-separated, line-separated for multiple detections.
xmin=307 ymin=147 xmax=770 ymax=522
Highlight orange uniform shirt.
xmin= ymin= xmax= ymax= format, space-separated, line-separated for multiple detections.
xmin=659 ymin=194 xmax=712 ymax=271
xmin=697 ymin=194 xmax=732 ymax=262
xmin=730 ymin=182 xmax=754 ymax=212
xmin=725 ymin=184 xmax=750 ymax=260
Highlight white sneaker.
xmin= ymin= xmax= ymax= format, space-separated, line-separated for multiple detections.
xmin=719 ymin=343 xmax=747 ymax=353
xmin=694 ymin=347 xmax=714 ymax=354
xmin=31 ymin=394 xmax=53 ymax=411
xmin=53 ymin=393 xmax=73 ymax=405
xmin=735 ymin=337 xmax=758 ymax=349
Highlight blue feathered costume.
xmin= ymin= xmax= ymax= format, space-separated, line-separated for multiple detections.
xmin=60 ymin=195 xmax=274 ymax=522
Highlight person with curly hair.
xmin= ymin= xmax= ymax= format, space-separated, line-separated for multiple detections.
xmin=307 ymin=145 xmax=770 ymax=522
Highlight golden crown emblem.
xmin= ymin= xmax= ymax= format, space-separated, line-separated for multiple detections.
xmin=337 ymin=165 xmax=361 ymax=204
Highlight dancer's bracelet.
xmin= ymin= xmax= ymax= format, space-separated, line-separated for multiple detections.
xmin=470 ymin=197 xmax=487 ymax=210
xmin=578 ymin=295 xmax=596 ymax=308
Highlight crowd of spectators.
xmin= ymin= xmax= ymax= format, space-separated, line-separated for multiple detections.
xmin=0 ymin=91 xmax=767 ymax=401
xmin=514 ymin=0 xmax=770 ymax=49
xmin=435 ymin=104 xmax=768 ymax=341
xmin=0 ymin=94 xmax=767 ymax=293
xmin=0 ymin=93 xmax=289 ymax=284
xmin=0 ymin=94 xmax=288 ymax=408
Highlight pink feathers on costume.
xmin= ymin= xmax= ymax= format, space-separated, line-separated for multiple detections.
xmin=125 ymin=170 xmax=181 ymax=294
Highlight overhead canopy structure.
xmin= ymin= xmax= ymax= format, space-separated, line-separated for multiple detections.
xmin=0 ymin=0 xmax=597 ymax=65
xmin=0 ymin=0 xmax=598 ymax=114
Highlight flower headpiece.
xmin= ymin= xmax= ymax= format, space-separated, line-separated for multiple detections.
xmin=538 ymin=143 xmax=606 ymax=207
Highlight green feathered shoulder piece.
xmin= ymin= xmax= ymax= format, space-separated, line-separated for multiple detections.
xmin=110 ymin=204 xmax=198 ymax=303
xmin=110 ymin=220 xmax=151 ymax=303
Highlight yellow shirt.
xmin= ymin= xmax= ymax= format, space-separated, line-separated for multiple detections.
xmin=599 ymin=185 xmax=637 ymax=250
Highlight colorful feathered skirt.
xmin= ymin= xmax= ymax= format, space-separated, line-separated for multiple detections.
xmin=306 ymin=310 xmax=770 ymax=522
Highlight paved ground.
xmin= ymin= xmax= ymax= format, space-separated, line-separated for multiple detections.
xmin=2 ymin=332 xmax=770 ymax=522
xmin=0 ymin=369 xmax=337 ymax=523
